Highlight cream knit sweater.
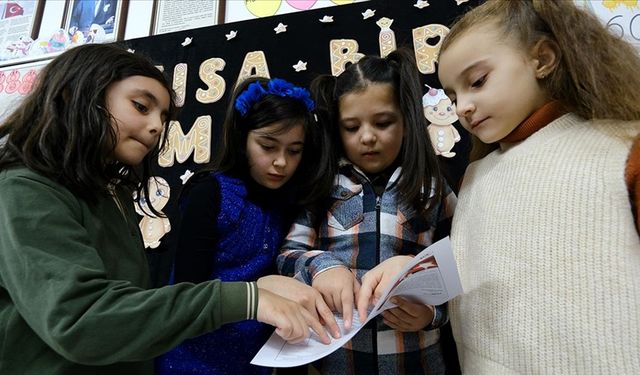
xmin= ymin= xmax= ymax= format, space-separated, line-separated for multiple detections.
xmin=450 ymin=114 xmax=640 ymax=374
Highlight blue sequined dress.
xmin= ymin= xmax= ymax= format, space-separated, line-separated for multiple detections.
xmin=156 ymin=172 xmax=293 ymax=375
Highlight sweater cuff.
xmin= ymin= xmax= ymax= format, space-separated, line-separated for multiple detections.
xmin=220 ymin=281 xmax=258 ymax=324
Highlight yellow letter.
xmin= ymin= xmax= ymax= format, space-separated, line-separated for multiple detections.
xmin=173 ymin=63 xmax=187 ymax=107
xmin=236 ymin=51 xmax=270 ymax=86
xmin=158 ymin=116 xmax=212 ymax=167
xmin=412 ymin=24 xmax=449 ymax=74
xmin=329 ymin=39 xmax=364 ymax=76
xmin=196 ymin=58 xmax=226 ymax=104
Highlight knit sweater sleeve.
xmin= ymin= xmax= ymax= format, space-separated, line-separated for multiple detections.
xmin=0 ymin=169 xmax=256 ymax=365
xmin=625 ymin=136 xmax=640 ymax=235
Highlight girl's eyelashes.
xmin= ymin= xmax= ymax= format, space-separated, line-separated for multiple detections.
xmin=288 ymin=148 xmax=303 ymax=155
xmin=260 ymin=144 xmax=275 ymax=151
xmin=132 ymin=101 xmax=149 ymax=114
xmin=342 ymin=124 xmax=359 ymax=133
xmin=471 ymin=74 xmax=487 ymax=88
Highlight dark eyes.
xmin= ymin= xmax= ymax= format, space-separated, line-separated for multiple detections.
xmin=260 ymin=144 xmax=302 ymax=155
xmin=133 ymin=101 xmax=149 ymax=114
xmin=471 ymin=75 xmax=487 ymax=88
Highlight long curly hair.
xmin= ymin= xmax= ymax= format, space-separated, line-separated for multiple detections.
xmin=440 ymin=0 xmax=640 ymax=160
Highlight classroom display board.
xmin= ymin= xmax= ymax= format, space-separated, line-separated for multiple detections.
xmin=120 ymin=0 xmax=481 ymax=285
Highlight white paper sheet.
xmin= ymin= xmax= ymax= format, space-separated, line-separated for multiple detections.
xmin=251 ymin=237 xmax=462 ymax=368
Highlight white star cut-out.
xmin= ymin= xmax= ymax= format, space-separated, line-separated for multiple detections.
xmin=362 ymin=9 xmax=376 ymax=19
xmin=319 ymin=15 xmax=334 ymax=23
xmin=456 ymin=0 xmax=470 ymax=4
xmin=225 ymin=30 xmax=237 ymax=40
xmin=274 ymin=22 xmax=288 ymax=34
xmin=414 ymin=0 xmax=430 ymax=9
xmin=127 ymin=48 xmax=135 ymax=53
xmin=181 ymin=37 xmax=193 ymax=46
xmin=180 ymin=170 xmax=194 ymax=185
xmin=292 ymin=60 xmax=307 ymax=72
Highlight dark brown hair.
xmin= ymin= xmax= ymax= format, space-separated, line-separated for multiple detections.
xmin=207 ymin=76 xmax=334 ymax=208
xmin=312 ymin=48 xmax=445 ymax=213
xmin=0 ymin=43 xmax=178 ymax=213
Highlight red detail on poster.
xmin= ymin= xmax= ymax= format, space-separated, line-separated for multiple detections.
xmin=5 ymin=3 xmax=24 ymax=18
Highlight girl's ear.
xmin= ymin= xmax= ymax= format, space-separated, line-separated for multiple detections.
xmin=531 ymin=38 xmax=560 ymax=79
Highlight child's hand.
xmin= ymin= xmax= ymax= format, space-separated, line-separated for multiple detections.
xmin=257 ymin=275 xmax=341 ymax=339
xmin=382 ymin=297 xmax=434 ymax=332
xmin=256 ymin=288 xmax=331 ymax=344
xmin=312 ymin=267 xmax=360 ymax=330
xmin=356 ymin=255 xmax=414 ymax=322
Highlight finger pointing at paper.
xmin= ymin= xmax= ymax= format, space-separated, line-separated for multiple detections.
xmin=356 ymin=255 xmax=414 ymax=323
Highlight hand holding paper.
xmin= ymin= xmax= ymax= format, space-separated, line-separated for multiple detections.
xmin=257 ymin=275 xmax=341 ymax=339
xmin=357 ymin=255 xmax=415 ymax=323
xmin=312 ymin=267 xmax=360 ymax=330
xmin=252 ymin=237 xmax=462 ymax=367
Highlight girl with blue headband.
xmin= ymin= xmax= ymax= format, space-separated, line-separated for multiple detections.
xmin=157 ymin=77 xmax=340 ymax=375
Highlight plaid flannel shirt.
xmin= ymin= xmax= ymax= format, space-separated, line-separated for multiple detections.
xmin=277 ymin=161 xmax=456 ymax=373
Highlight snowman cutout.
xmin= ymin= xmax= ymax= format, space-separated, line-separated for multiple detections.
xmin=423 ymin=86 xmax=461 ymax=158
xmin=134 ymin=176 xmax=171 ymax=249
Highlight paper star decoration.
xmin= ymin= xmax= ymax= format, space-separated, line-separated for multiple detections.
xmin=362 ymin=9 xmax=376 ymax=19
xmin=456 ymin=0 xmax=470 ymax=4
xmin=292 ymin=60 xmax=307 ymax=72
xmin=319 ymin=15 xmax=334 ymax=23
xmin=181 ymin=37 xmax=193 ymax=46
xmin=225 ymin=30 xmax=237 ymax=40
xmin=180 ymin=170 xmax=194 ymax=185
xmin=127 ymin=48 xmax=135 ymax=53
xmin=414 ymin=0 xmax=430 ymax=9
xmin=274 ymin=23 xmax=288 ymax=34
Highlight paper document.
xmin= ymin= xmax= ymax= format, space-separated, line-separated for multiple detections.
xmin=251 ymin=237 xmax=462 ymax=367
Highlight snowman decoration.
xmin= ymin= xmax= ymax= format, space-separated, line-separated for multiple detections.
xmin=134 ymin=176 xmax=171 ymax=249
xmin=423 ymin=86 xmax=461 ymax=158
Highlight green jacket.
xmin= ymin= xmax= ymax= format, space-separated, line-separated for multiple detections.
xmin=0 ymin=167 xmax=256 ymax=374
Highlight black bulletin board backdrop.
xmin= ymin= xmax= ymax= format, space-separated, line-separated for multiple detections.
xmin=120 ymin=0 xmax=482 ymax=287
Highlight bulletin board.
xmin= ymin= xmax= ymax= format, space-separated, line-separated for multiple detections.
xmin=119 ymin=0 xmax=481 ymax=285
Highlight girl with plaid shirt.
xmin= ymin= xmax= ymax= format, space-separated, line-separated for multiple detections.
xmin=277 ymin=49 xmax=457 ymax=375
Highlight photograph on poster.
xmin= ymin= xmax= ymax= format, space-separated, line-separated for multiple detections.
xmin=0 ymin=0 xmax=45 ymax=63
xmin=64 ymin=0 xmax=128 ymax=44
xmin=151 ymin=0 xmax=222 ymax=35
